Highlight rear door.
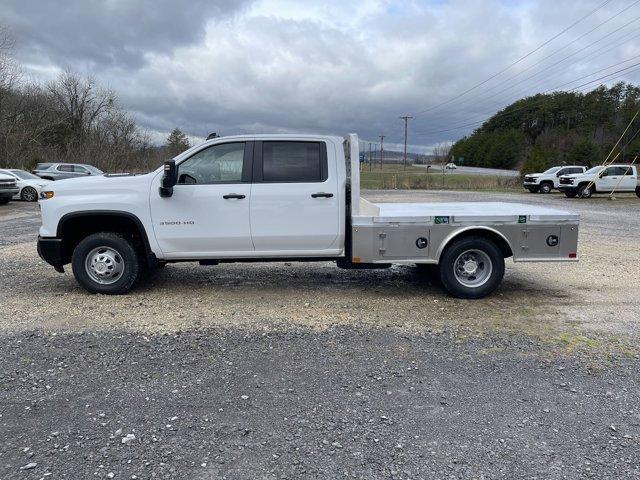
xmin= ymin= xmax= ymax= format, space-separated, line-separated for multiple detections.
xmin=618 ymin=166 xmax=637 ymax=191
xmin=149 ymin=141 xmax=254 ymax=256
xmin=250 ymin=140 xmax=339 ymax=252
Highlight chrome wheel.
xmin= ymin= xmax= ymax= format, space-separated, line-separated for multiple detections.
xmin=454 ymin=249 xmax=493 ymax=288
xmin=85 ymin=246 xmax=125 ymax=285
xmin=21 ymin=187 xmax=38 ymax=202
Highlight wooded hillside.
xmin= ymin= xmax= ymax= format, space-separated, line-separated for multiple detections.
xmin=450 ymin=83 xmax=640 ymax=174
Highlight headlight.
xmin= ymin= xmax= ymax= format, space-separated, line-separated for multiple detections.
xmin=40 ymin=191 xmax=54 ymax=199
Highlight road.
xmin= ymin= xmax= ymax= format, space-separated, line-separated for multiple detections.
xmin=1 ymin=192 xmax=639 ymax=479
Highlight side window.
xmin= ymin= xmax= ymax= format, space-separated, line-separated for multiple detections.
xmin=57 ymin=165 xmax=74 ymax=172
xmin=605 ymin=167 xmax=619 ymax=176
xmin=556 ymin=168 xmax=568 ymax=176
xmin=261 ymin=141 xmax=327 ymax=183
xmin=177 ymin=142 xmax=245 ymax=185
xmin=74 ymin=166 xmax=89 ymax=173
xmin=621 ymin=166 xmax=634 ymax=176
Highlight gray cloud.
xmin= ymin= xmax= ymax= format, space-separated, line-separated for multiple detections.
xmin=4 ymin=0 xmax=640 ymax=151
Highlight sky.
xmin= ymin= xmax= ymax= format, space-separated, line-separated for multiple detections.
xmin=3 ymin=0 xmax=640 ymax=152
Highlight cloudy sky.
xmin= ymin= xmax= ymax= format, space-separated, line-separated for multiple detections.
xmin=3 ymin=0 xmax=640 ymax=152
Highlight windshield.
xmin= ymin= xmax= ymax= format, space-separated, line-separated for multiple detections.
xmin=585 ymin=166 xmax=603 ymax=174
xmin=543 ymin=167 xmax=561 ymax=174
xmin=9 ymin=169 xmax=41 ymax=180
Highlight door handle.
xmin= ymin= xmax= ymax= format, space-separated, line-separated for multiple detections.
xmin=311 ymin=192 xmax=334 ymax=198
xmin=223 ymin=193 xmax=245 ymax=199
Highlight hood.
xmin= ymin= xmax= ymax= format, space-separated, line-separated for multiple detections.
xmin=47 ymin=171 xmax=158 ymax=196
xmin=0 ymin=173 xmax=15 ymax=181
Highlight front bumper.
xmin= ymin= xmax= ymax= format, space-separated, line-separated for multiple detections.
xmin=0 ymin=188 xmax=19 ymax=199
xmin=37 ymin=236 xmax=65 ymax=273
xmin=557 ymin=185 xmax=577 ymax=193
xmin=523 ymin=181 xmax=539 ymax=188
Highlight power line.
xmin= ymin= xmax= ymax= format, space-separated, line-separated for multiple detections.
xmin=410 ymin=0 xmax=616 ymax=117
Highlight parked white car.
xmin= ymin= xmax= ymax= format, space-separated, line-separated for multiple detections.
xmin=523 ymin=166 xmax=586 ymax=193
xmin=0 ymin=169 xmax=50 ymax=202
xmin=558 ymin=165 xmax=640 ymax=198
xmin=445 ymin=162 xmax=457 ymax=170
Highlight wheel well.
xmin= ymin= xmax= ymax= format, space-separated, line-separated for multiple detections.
xmin=57 ymin=213 xmax=154 ymax=266
xmin=540 ymin=180 xmax=553 ymax=185
xmin=440 ymin=229 xmax=513 ymax=260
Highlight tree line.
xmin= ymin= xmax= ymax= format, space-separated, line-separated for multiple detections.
xmin=450 ymin=82 xmax=640 ymax=174
xmin=0 ymin=26 xmax=190 ymax=172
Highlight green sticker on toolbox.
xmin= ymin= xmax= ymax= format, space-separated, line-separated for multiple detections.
xmin=434 ymin=216 xmax=450 ymax=225
xmin=518 ymin=215 xmax=527 ymax=224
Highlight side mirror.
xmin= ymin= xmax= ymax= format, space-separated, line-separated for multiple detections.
xmin=159 ymin=160 xmax=177 ymax=197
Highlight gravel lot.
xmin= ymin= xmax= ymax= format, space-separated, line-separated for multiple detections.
xmin=1 ymin=190 xmax=639 ymax=479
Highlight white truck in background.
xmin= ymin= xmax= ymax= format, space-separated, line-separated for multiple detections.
xmin=558 ymin=165 xmax=640 ymax=198
xmin=37 ymin=134 xmax=580 ymax=299
xmin=523 ymin=166 xmax=586 ymax=193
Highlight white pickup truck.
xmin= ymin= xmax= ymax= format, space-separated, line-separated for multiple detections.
xmin=523 ymin=166 xmax=586 ymax=193
xmin=37 ymin=134 xmax=580 ymax=298
xmin=558 ymin=164 xmax=640 ymax=198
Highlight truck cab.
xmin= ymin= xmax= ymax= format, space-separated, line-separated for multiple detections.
xmin=523 ymin=166 xmax=586 ymax=194
xmin=37 ymin=134 xmax=580 ymax=299
xmin=558 ymin=165 xmax=640 ymax=198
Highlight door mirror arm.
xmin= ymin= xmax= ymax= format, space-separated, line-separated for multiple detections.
xmin=159 ymin=160 xmax=178 ymax=197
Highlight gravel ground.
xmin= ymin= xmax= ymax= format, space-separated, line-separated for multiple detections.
xmin=1 ymin=191 xmax=639 ymax=479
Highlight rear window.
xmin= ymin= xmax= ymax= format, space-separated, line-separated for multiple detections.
xmin=57 ymin=164 xmax=74 ymax=172
xmin=262 ymin=141 xmax=327 ymax=183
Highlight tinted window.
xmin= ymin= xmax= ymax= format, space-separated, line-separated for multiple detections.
xmin=57 ymin=164 xmax=74 ymax=172
xmin=73 ymin=166 xmax=89 ymax=173
xmin=262 ymin=142 xmax=324 ymax=182
xmin=620 ymin=166 xmax=634 ymax=175
xmin=178 ymin=143 xmax=245 ymax=184
xmin=569 ymin=168 xmax=584 ymax=174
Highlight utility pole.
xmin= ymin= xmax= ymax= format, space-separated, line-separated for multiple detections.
xmin=368 ymin=142 xmax=373 ymax=172
xmin=379 ymin=135 xmax=385 ymax=170
xmin=399 ymin=115 xmax=413 ymax=170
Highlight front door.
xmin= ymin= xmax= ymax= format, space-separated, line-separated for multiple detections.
xmin=250 ymin=140 xmax=340 ymax=253
xmin=149 ymin=141 xmax=254 ymax=257
xmin=595 ymin=166 xmax=620 ymax=192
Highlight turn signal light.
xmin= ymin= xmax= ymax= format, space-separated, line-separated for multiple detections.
xmin=40 ymin=191 xmax=54 ymax=199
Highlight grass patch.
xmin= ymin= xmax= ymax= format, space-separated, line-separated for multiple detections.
xmin=359 ymin=166 xmax=520 ymax=191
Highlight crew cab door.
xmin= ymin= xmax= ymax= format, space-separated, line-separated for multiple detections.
xmin=596 ymin=166 xmax=624 ymax=191
xmin=249 ymin=140 xmax=340 ymax=253
xmin=149 ymin=141 xmax=254 ymax=256
xmin=617 ymin=166 xmax=637 ymax=191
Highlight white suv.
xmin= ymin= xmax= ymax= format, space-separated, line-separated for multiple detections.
xmin=523 ymin=166 xmax=586 ymax=194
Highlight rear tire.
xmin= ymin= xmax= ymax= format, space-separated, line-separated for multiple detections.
xmin=539 ymin=182 xmax=552 ymax=194
xmin=71 ymin=232 xmax=140 ymax=294
xmin=20 ymin=186 xmax=38 ymax=202
xmin=438 ymin=236 xmax=505 ymax=299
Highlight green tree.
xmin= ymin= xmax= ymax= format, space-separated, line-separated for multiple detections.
xmin=566 ymin=138 xmax=599 ymax=167
xmin=166 ymin=128 xmax=190 ymax=157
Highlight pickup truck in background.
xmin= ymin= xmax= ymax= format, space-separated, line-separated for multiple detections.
xmin=37 ymin=134 xmax=580 ymax=299
xmin=523 ymin=166 xmax=586 ymax=193
xmin=558 ymin=165 xmax=640 ymax=198
xmin=0 ymin=172 xmax=19 ymax=204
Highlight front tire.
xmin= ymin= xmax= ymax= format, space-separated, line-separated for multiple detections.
xmin=539 ymin=182 xmax=552 ymax=194
xmin=20 ymin=186 xmax=38 ymax=202
xmin=578 ymin=184 xmax=593 ymax=198
xmin=438 ymin=236 xmax=505 ymax=299
xmin=71 ymin=232 xmax=140 ymax=294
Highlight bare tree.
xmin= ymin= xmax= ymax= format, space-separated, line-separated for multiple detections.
xmin=433 ymin=142 xmax=453 ymax=165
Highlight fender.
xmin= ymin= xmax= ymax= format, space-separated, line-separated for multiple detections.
xmin=57 ymin=210 xmax=158 ymax=267
xmin=435 ymin=226 xmax=513 ymax=262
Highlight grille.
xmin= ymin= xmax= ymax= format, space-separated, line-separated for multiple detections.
xmin=559 ymin=177 xmax=574 ymax=185
xmin=524 ymin=176 xmax=537 ymax=182
xmin=0 ymin=180 xmax=17 ymax=189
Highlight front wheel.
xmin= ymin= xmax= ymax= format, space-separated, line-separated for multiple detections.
xmin=438 ymin=236 xmax=505 ymax=299
xmin=71 ymin=232 xmax=140 ymax=294
xmin=20 ymin=186 xmax=38 ymax=202
xmin=539 ymin=182 xmax=552 ymax=194
xmin=578 ymin=184 xmax=593 ymax=198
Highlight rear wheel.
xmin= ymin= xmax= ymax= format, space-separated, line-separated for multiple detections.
xmin=71 ymin=232 xmax=140 ymax=294
xmin=438 ymin=236 xmax=505 ymax=299
xmin=20 ymin=186 xmax=38 ymax=202
xmin=539 ymin=182 xmax=552 ymax=194
xmin=578 ymin=184 xmax=593 ymax=198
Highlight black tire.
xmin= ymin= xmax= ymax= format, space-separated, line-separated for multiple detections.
xmin=577 ymin=184 xmax=593 ymax=198
xmin=438 ymin=236 xmax=505 ymax=299
xmin=0 ymin=197 xmax=10 ymax=205
xmin=636 ymin=186 xmax=640 ymax=199
xmin=564 ymin=191 xmax=577 ymax=198
xmin=20 ymin=186 xmax=38 ymax=202
xmin=71 ymin=232 xmax=140 ymax=294
xmin=539 ymin=182 xmax=553 ymax=194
